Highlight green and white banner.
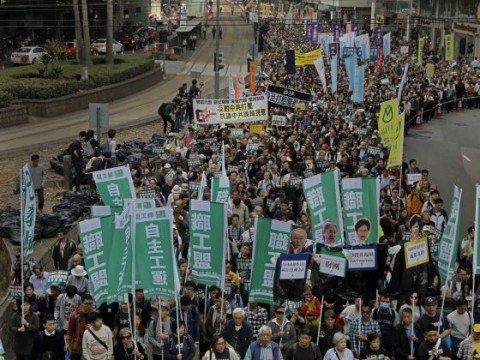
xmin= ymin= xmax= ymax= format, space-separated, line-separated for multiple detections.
xmin=134 ymin=207 xmax=180 ymax=299
xmin=211 ymin=176 xmax=231 ymax=204
xmin=474 ymin=185 xmax=480 ymax=275
xmin=189 ymin=200 xmax=227 ymax=287
xmin=438 ymin=185 xmax=462 ymax=282
xmin=21 ymin=164 xmax=36 ymax=257
xmin=341 ymin=178 xmax=380 ymax=246
xmin=249 ymin=217 xmax=291 ymax=304
xmin=78 ymin=218 xmax=110 ymax=305
xmin=303 ymin=170 xmax=344 ymax=247
xmin=92 ymin=165 xmax=136 ymax=206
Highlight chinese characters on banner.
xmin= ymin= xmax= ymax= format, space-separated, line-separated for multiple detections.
xmin=404 ymin=238 xmax=430 ymax=269
xmin=249 ymin=217 xmax=291 ymax=304
xmin=474 ymin=186 xmax=480 ymax=275
xmin=189 ymin=200 xmax=227 ymax=287
xmin=134 ymin=207 xmax=180 ymax=299
xmin=21 ymin=164 xmax=36 ymax=257
xmin=445 ymin=34 xmax=454 ymax=62
xmin=78 ymin=218 xmax=109 ymax=305
xmin=93 ymin=166 xmax=136 ymax=206
xmin=303 ymin=170 xmax=345 ymax=247
xmin=342 ymin=178 xmax=380 ymax=246
xmin=319 ymin=247 xmax=346 ymax=277
xmin=294 ymin=48 xmax=323 ymax=66
xmin=437 ymin=186 xmax=462 ymax=282
xmin=266 ymin=84 xmax=312 ymax=109
xmin=193 ymin=95 xmax=268 ymax=124
xmin=387 ymin=112 xmax=405 ymax=169
xmin=378 ymin=98 xmax=399 ymax=148
xmin=418 ymin=37 xmax=425 ymax=65
xmin=211 ymin=177 xmax=231 ymax=204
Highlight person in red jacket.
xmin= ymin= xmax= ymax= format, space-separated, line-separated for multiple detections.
xmin=296 ymin=288 xmax=322 ymax=330
xmin=66 ymin=294 xmax=94 ymax=360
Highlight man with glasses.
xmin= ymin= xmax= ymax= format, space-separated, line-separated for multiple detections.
xmin=268 ymin=305 xmax=296 ymax=357
xmin=66 ymin=294 xmax=95 ymax=360
xmin=349 ymin=303 xmax=381 ymax=357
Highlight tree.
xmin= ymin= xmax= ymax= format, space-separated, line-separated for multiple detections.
xmin=38 ymin=40 xmax=64 ymax=79
xmin=106 ymin=0 xmax=114 ymax=64
xmin=81 ymin=0 xmax=92 ymax=66
xmin=72 ymin=0 xmax=84 ymax=64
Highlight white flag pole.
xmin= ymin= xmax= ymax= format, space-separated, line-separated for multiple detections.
xmin=315 ymin=295 xmax=324 ymax=346
xmin=20 ymin=168 xmax=25 ymax=319
xmin=410 ymin=302 xmax=415 ymax=357
xmin=131 ymin=200 xmax=137 ymax=340
xmin=472 ymin=185 xmax=479 ymax=332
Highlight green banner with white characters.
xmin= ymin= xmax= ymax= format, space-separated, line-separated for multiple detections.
xmin=21 ymin=164 xmax=36 ymax=257
xmin=211 ymin=176 xmax=231 ymax=204
xmin=249 ymin=217 xmax=291 ymax=304
xmin=92 ymin=165 xmax=136 ymax=206
xmin=134 ymin=207 xmax=180 ymax=299
xmin=341 ymin=177 xmax=380 ymax=246
xmin=438 ymin=185 xmax=462 ymax=282
xmin=303 ymin=170 xmax=345 ymax=247
xmin=474 ymin=186 xmax=480 ymax=275
xmin=189 ymin=200 xmax=227 ymax=287
xmin=78 ymin=218 xmax=110 ymax=305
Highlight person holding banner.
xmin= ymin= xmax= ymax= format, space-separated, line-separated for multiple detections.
xmin=416 ymin=324 xmax=451 ymax=360
xmin=393 ymin=308 xmax=419 ymax=360
xmin=296 ymin=289 xmax=321 ymax=330
xmin=165 ymin=321 xmax=196 ymax=360
xmin=114 ymin=327 xmax=147 ymax=360
xmin=268 ymin=305 xmax=297 ymax=357
xmin=10 ymin=300 xmax=40 ymax=360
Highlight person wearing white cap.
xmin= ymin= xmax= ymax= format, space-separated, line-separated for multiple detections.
xmin=66 ymin=265 xmax=91 ymax=297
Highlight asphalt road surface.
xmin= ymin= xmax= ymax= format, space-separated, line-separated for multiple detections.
xmin=0 ymin=3 xmax=252 ymax=155
xmin=404 ymin=109 xmax=480 ymax=233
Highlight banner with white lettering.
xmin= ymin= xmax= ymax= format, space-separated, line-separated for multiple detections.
xmin=404 ymin=237 xmax=430 ymax=269
xmin=273 ymin=253 xmax=310 ymax=302
xmin=21 ymin=164 xmax=36 ymax=257
xmin=249 ymin=217 xmax=291 ymax=304
xmin=211 ymin=177 xmax=231 ymax=204
xmin=342 ymin=178 xmax=380 ymax=246
xmin=474 ymin=186 xmax=480 ymax=275
xmin=344 ymin=246 xmax=378 ymax=271
xmin=93 ymin=166 xmax=136 ymax=207
xmin=193 ymin=95 xmax=268 ymax=124
xmin=319 ymin=248 xmax=346 ymax=277
xmin=266 ymin=84 xmax=312 ymax=109
xmin=189 ymin=200 xmax=227 ymax=287
xmin=303 ymin=170 xmax=344 ymax=247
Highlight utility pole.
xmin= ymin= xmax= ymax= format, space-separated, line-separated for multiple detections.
xmin=406 ymin=0 xmax=413 ymax=42
xmin=214 ymin=0 xmax=220 ymax=98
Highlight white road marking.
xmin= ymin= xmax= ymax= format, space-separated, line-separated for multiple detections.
xmin=462 ymin=154 xmax=471 ymax=162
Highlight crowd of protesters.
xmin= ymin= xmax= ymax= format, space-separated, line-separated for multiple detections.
xmin=10 ymin=16 xmax=480 ymax=360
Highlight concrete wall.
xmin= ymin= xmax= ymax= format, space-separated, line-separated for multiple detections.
xmin=8 ymin=66 xmax=164 ymax=119
xmin=0 ymin=106 xmax=28 ymax=129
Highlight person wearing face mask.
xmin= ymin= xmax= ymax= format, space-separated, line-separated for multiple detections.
xmin=372 ymin=294 xmax=399 ymax=358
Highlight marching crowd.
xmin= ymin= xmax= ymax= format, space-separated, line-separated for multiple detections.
xmin=10 ymin=17 xmax=480 ymax=360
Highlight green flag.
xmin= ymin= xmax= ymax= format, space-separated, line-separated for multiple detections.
xmin=303 ymin=170 xmax=345 ymax=247
xmin=342 ymin=178 xmax=380 ymax=246
xmin=92 ymin=165 xmax=136 ymax=206
xmin=189 ymin=200 xmax=227 ymax=287
xmin=211 ymin=177 xmax=231 ymax=204
xmin=249 ymin=217 xmax=291 ymax=304
xmin=474 ymin=186 xmax=480 ymax=275
xmin=21 ymin=164 xmax=36 ymax=257
xmin=78 ymin=218 xmax=109 ymax=305
xmin=134 ymin=207 xmax=180 ymax=299
xmin=438 ymin=185 xmax=462 ymax=282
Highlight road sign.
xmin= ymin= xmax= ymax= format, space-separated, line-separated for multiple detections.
xmin=89 ymin=103 xmax=109 ymax=129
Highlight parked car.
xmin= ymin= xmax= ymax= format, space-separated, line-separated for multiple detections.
xmin=90 ymin=38 xmax=124 ymax=54
xmin=10 ymin=46 xmax=46 ymax=64
xmin=63 ymin=41 xmax=98 ymax=58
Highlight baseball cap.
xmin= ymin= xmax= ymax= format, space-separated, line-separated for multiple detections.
xmin=425 ymin=296 xmax=437 ymax=306
xmin=160 ymin=301 xmax=170 ymax=310
xmin=164 ymin=163 xmax=172 ymax=169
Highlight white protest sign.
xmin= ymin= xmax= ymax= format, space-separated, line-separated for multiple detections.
xmin=319 ymin=254 xmax=346 ymax=277
xmin=279 ymin=260 xmax=307 ymax=280
xmin=346 ymin=247 xmax=377 ymax=270
xmin=407 ymin=173 xmax=422 ymax=185
xmin=404 ymin=238 xmax=430 ymax=268
xmin=271 ymin=115 xmax=287 ymax=127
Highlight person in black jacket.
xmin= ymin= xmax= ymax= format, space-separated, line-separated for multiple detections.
xmin=158 ymin=102 xmax=176 ymax=133
xmin=114 ymin=327 xmax=147 ymax=360
xmin=222 ymin=308 xmax=253 ymax=359
xmin=165 ymin=321 xmax=195 ymax=360
xmin=393 ymin=308 xmax=420 ymax=360
xmin=31 ymin=314 xmax=65 ymax=360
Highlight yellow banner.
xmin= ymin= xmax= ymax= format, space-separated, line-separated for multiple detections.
xmin=387 ymin=112 xmax=404 ymax=169
xmin=295 ymin=48 xmax=323 ymax=66
xmin=425 ymin=63 xmax=435 ymax=78
xmin=249 ymin=124 xmax=264 ymax=134
xmin=445 ymin=34 xmax=454 ymax=62
xmin=418 ymin=37 xmax=425 ymax=65
xmin=404 ymin=237 xmax=430 ymax=269
xmin=378 ymin=98 xmax=399 ymax=148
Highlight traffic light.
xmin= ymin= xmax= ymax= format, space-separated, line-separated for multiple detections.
xmin=214 ymin=52 xmax=224 ymax=71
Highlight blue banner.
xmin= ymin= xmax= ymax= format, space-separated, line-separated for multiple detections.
xmin=370 ymin=48 xmax=379 ymax=61
xmin=331 ymin=54 xmax=338 ymax=93
xmin=333 ymin=23 xmax=341 ymax=42
xmin=344 ymin=53 xmax=356 ymax=92
xmin=352 ymin=65 xmax=365 ymax=103
xmin=397 ymin=63 xmax=409 ymax=104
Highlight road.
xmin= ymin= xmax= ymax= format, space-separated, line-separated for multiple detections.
xmin=0 ymin=4 xmax=253 ymax=155
xmin=404 ymin=109 xmax=480 ymax=233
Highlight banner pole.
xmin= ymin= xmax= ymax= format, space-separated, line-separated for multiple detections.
xmin=20 ymin=168 xmax=25 ymax=319
xmin=437 ymin=285 xmax=447 ymax=337
xmin=158 ymin=296 xmax=164 ymax=359
xmin=176 ymin=294 xmax=181 ymax=355
xmin=315 ymin=295 xmax=324 ymax=346
xmin=204 ymin=285 xmax=209 ymax=321
xmin=219 ymin=290 xmax=225 ymax=333
xmin=410 ymin=302 xmax=415 ymax=357
xmin=279 ymin=303 xmax=286 ymax=347
xmin=131 ymin=200 xmax=137 ymax=340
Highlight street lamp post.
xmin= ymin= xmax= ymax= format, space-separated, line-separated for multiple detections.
xmin=214 ymin=0 xmax=220 ymax=98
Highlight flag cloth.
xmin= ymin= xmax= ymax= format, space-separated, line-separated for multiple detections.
xmin=303 ymin=170 xmax=345 ymax=247
xmin=352 ymin=64 xmax=365 ymax=103
xmin=387 ymin=112 xmax=405 ymax=169
xmin=342 ymin=178 xmax=380 ymax=246
xmin=211 ymin=176 xmax=231 ymax=204
xmin=21 ymin=165 xmax=36 ymax=257
xmin=378 ymin=98 xmax=399 ymax=148
xmin=383 ymin=32 xmax=391 ymax=57
xmin=445 ymin=34 xmax=454 ymax=62
xmin=92 ymin=166 xmax=136 ymax=207
xmin=473 ymin=186 xmax=480 ymax=274
xmin=78 ymin=218 xmax=110 ymax=305
xmin=397 ymin=63 xmax=409 ymax=103
xmin=228 ymin=75 xmax=235 ymax=99
xmin=249 ymin=217 xmax=291 ymax=304
xmin=189 ymin=200 xmax=227 ymax=287
xmin=418 ymin=37 xmax=425 ymax=65
xmin=330 ymin=46 xmax=338 ymax=93
xmin=285 ymin=50 xmax=295 ymax=74
xmin=437 ymin=186 xmax=462 ymax=282
xmin=313 ymin=56 xmax=327 ymax=94
xmin=312 ymin=22 xmax=318 ymax=44
xmin=344 ymin=52 xmax=355 ymax=92
xmin=354 ymin=34 xmax=370 ymax=61
xmin=134 ymin=207 xmax=180 ymax=299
